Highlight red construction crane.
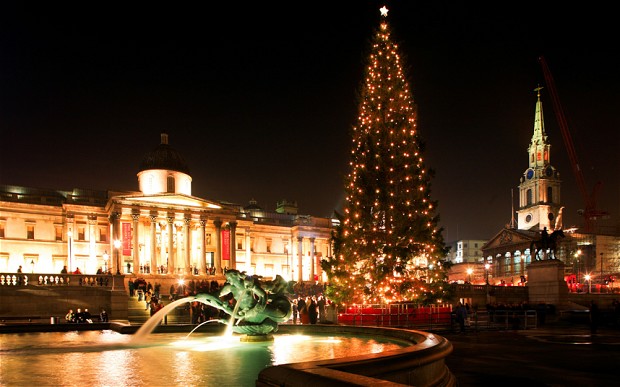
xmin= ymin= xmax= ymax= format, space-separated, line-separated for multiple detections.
xmin=539 ymin=56 xmax=608 ymax=233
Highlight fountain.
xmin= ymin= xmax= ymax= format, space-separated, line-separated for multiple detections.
xmin=1 ymin=270 xmax=456 ymax=386
xmin=134 ymin=269 xmax=293 ymax=343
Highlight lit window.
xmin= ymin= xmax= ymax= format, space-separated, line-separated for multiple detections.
xmin=99 ymin=227 xmax=108 ymax=242
xmin=27 ymin=225 xmax=34 ymax=240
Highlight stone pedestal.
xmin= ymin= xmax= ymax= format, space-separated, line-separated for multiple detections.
xmin=527 ymin=260 xmax=568 ymax=307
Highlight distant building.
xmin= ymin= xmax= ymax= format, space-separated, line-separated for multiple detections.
xmin=481 ymin=89 xmax=620 ymax=287
xmin=446 ymin=240 xmax=487 ymax=264
xmin=0 ymin=133 xmax=334 ymax=283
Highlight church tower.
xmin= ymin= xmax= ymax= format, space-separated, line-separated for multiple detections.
xmin=516 ymin=87 xmax=563 ymax=231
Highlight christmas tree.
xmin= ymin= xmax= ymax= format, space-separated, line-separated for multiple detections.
xmin=323 ymin=6 xmax=451 ymax=306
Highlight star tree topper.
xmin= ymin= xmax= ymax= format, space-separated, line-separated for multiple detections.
xmin=380 ymin=6 xmax=389 ymax=17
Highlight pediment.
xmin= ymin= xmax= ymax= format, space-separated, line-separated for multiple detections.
xmin=483 ymin=228 xmax=538 ymax=250
xmin=114 ymin=193 xmax=223 ymax=210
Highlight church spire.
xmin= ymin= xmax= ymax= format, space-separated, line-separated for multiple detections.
xmin=516 ymin=88 xmax=563 ymax=231
xmin=528 ymin=85 xmax=550 ymax=169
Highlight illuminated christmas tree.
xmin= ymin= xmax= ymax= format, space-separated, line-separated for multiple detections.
xmin=323 ymin=7 xmax=450 ymax=306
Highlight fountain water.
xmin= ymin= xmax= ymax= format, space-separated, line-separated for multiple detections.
xmin=1 ymin=270 xmax=455 ymax=386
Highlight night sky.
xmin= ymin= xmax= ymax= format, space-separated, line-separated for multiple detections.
xmin=1 ymin=2 xmax=618 ymax=241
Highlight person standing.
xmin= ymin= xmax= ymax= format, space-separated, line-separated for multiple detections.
xmin=308 ymin=297 xmax=318 ymax=324
xmin=145 ymin=290 xmax=152 ymax=311
xmin=317 ymin=296 xmax=326 ymax=323
xmin=292 ymin=299 xmax=299 ymax=324
xmin=65 ymin=309 xmax=75 ymax=323
xmin=589 ymin=300 xmax=600 ymax=334
xmin=100 ymin=309 xmax=109 ymax=322
xmin=297 ymin=297 xmax=307 ymax=325
xmin=455 ymin=303 xmax=468 ymax=333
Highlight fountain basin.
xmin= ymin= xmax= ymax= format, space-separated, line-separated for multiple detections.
xmin=0 ymin=323 xmax=454 ymax=386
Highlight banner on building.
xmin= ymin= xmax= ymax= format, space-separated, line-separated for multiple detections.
xmin=221 ymin=229 xmax=230 ymax=261
xmin=122 ymin=222 xmax=132 ymax=256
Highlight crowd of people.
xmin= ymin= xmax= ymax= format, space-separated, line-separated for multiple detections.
xmin=291 ymin=295 xmax=332 ymax=324
xmin=65 ymin=308 xmax=94 ymax=323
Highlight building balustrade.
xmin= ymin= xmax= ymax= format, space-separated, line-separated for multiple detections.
xmin=0 ymin=272 xmax=115 ymax=288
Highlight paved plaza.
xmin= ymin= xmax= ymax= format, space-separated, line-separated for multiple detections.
xmin=440 ymin=321 xmax=620 ymax=386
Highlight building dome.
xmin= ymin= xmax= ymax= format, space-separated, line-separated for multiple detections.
xmin=139 ymin=133 xmax=190 ymax=175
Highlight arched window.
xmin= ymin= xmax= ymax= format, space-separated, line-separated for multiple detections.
xmin=167 ymin=175 xmax=175 ymax=193
xmin=547 ymin=187 xmax=553 ymax=203
xmin=526 ymin=189 xmax=532 ymax=205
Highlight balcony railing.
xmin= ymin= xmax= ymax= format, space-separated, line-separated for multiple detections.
xmin=0 ymin=272 xmax=117 ymax=288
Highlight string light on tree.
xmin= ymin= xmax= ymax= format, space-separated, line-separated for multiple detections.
xmin=322 ymin=6 xmax=451 ymax=306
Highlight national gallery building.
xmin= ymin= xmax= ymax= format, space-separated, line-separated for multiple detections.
xmin=0 ymin=133 xmax=335 ymax=284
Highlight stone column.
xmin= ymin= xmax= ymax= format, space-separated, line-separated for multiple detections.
xmin=66 ymin=214 xmax=74 ymax=272
xmin=199 ymin=218 xmax=207 ymax=275
xmin=167 ymin=214 xmax=175 ymax=274
xmin=184 ymin=217 xmax=191 ymax=275
xmin=214 ymin=219 xmax=222 ymax=274
xmin=88 ymin=215 xmax=97 ymax=261
xmin=316 ymin=240 xmax=323 ymax=283
xmin=149 ymin=214 xmax=158 ymax=274
xmin=110 ymin=211 xmax=121 ymax=275
xmin=229 ymin=221 xmax=237 ymax=270
xmin=310 ymin=237 xmax=316 ymax=282
xmin=297 ymin=236 xmax=304 ymax=283
xmin=245 ymin=230 xmax=251 ymax=273
xmin=132 ymin=213 xmax=140 ymax=275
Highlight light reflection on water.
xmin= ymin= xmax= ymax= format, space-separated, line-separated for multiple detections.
xmin=0 ymin=330 xmax=408 ymax=387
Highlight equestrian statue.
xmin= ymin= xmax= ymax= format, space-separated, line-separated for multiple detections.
xmin=530 ymin=207 xmax=565 ymax=260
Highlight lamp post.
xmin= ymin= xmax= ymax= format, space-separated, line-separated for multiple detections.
xmin=484 ymin=263 xmax=490 ymax=285
xmin=114 ymin=239 xmax=121 ymax=275
xmin=585 ymin=274 xmax=591 ymax=294
xmin=600 ymin=252 xmax=604 ymax=291
xmin=103 ymin=251 xmax=109 ymax=273
xmin=466 ymin=268 xmax=473 ymax=284
xmin=575 ymin=249 xmax=582 ymax=287
xmin=30 ymin=259 xmax=35 ymax=273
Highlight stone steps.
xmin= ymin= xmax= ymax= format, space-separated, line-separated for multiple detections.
xmin=127 ymin=296 xmax=191 ymax=325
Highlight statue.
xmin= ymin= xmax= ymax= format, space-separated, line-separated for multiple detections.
xmin=194 ymin=269 xmax=293 ymax=337
xmin=530 ymin=228 xmax=565 ymax=260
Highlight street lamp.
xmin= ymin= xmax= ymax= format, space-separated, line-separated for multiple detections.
xmin=575 ymin=249 xmax=582 ymax=285
xmin=484 ymin=263 xmax=490 ymax=285
xmin=600 ymin=252 xmax=604 ymax=289
xmin=585 ymin=274 xmax=591 ymax=293
xmin=103 ymin=251 xmax=109 ymax=273
xmin=114 ymin=239 xmax=121 ymax=275
xmin=466 ymin=268 xmax=473 ymax=284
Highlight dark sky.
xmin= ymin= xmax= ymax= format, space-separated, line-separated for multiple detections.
xmin=1 ymin=2 xmax=618 ymax=241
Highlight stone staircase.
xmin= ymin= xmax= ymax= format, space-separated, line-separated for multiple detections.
xmin=127 ymin=295 xmax=192 ymax=325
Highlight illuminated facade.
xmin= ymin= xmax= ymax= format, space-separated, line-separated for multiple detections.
xmin=481 ymin=91 xmax=620 ymax=286
xmin=0 ymin=133 xmax=334 ymax=283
